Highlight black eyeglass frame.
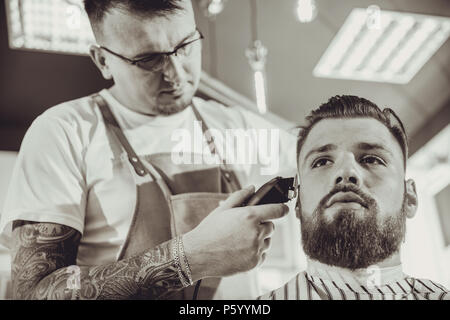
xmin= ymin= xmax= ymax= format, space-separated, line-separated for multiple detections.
xmin=98 ymin=28 xmax=204 ymax=71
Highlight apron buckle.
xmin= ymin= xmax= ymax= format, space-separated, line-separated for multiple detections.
xmin=128 ymin=156 xmax=147 ymax=176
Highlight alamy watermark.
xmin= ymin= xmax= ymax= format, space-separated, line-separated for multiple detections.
xmin=66 ymin=265 xmax=81 ymax=291
xmin=171 ymin=121 xmax=281 ymax=176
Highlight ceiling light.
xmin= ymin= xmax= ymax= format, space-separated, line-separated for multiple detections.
xmin=253 ymin=70 xmax=268 ymax=114
xmin=208 ymin=0 xmax=224 ymax=15
xmin=296 ymin=0 xmax=317 ymax=23
xmin=199 ymin=0 xmax=226 ymax=18
xmin=246 ymin=40 xmax=268 ymax=114
xmin=5 ymin=0 xmax=95 ymax=55
xmin=313 ymin=8 xmax=450 ymax=84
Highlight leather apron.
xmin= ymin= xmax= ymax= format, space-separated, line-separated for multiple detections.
xmin=93 ymin=94 xmax=242 ymax=299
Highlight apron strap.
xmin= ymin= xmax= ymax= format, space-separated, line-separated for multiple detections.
xmin=191 ymin=101 xmax=241 ymax=191
xmin=190 ymin=103 xmax=221 ymax=161
xmin=93 ymin=93 xmax=240 ymax=191
xmin=93 ymin=94 xmax=152 ymax=178
xmin=93 ymin=93 xmax=175 ymax=199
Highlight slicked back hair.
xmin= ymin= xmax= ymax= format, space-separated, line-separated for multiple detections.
xmin=84 ymin=0 xmax=184 ymax=37
xmin=296 ymin=95 xmax=409 ymax=169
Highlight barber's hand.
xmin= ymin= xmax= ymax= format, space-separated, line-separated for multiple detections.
xmin=183 ymin=185 xmax=289 ymax=281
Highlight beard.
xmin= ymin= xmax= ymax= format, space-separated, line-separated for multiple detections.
xmin=299 ymin=184 xmax=406 ymax=270
xmin=154 ymin=85 xmax=195 ymax=116
xmin=154 ymin=104 xmax=190 ymax=116
xmin=153 ymin=97 xmax=191 ymax=115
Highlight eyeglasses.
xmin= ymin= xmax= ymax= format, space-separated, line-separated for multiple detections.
xmin=99 ymin=29 xmax=204 ymax=72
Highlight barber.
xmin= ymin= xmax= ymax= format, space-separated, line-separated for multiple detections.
xmin=1 ymin=0 xmax=295 ymax=299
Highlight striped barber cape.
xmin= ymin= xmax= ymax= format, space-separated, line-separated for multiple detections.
xmin=258 ymin=262 xmax=449 ymax=300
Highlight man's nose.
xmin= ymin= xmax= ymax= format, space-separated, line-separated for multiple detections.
xmin=162 ymin=54 xmax=185 ymax=85
xmin=334 ymin=155 xmax=361 ymax=186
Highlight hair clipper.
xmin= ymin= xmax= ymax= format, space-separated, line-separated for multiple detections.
xmin=244 ymin=176 xmax=297 ymax=206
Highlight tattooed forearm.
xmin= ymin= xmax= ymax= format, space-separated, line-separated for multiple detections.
xmin=11 ymin=221 xmax=184 ymax=300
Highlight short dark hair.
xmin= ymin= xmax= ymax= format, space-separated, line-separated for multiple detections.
xmin=296 ymin=95 xmax=408 ymax=168
xmin=84 ymin=0 xmax=184 ymax=36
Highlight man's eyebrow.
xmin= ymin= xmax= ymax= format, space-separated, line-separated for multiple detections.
xmin=303 ymin=144 xmax=337 ymax=163
xmin=357 ymin=142 xmax=393 ymax=156
xmin=132 ymin=29 xmax=197 ymax=60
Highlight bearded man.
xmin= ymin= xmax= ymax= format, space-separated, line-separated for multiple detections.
xmin=259 ymin=95 xmax=449 ymax=300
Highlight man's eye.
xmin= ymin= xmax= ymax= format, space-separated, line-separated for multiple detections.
xmin=312 ymin=158 xmax=332 ymax=168
xmin=140 ymin=54 xmax=160 ymax=63
xmin=360 ymin=156 xmax=385 ymax=166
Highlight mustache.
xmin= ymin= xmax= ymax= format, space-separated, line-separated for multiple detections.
xmin=317 ymin=184 xmax=375 ymax=212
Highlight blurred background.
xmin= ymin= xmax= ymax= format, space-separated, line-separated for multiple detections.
xmin=0 ymin=0 xmax=449 ymax=299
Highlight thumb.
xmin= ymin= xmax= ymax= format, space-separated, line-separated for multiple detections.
xmin=220 ymin=185 xmax=255 ymax=209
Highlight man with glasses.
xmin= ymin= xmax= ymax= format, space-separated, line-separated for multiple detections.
xmin=0 ymin=0 xmax=296 ymax=299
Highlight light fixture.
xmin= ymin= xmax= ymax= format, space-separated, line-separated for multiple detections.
xmin=5 ymin=0 xmax=95 ymax=55
xmin=246 ymin=0 xmax=268 ymax=115
xmin=246 ymin=40 xmax=268 ymax=115
xmin=254 ymin=70 xmax=268 ymax=115
xmin=313 ymin=8 xmax=450 ymax=84
xmin=199 ymin=0 xmax=226 ymax=19
xmin=296 ymin=0 xmax=317 ymax=23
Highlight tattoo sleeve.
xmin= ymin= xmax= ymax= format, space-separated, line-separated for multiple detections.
xmin=11 ymin=220 xmax=185 ymax=300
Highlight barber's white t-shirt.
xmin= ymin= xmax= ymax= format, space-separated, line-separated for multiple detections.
xmin=0 ymin=89 xmax=296 ymax=266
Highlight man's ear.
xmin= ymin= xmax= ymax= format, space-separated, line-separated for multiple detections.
xmin=295 ymin=193 xmax=301 ymax=220
xmin=404 ymin=179 xmax=418 ymax=219
xmin=89 ymin=45 xmax=113 ymax=80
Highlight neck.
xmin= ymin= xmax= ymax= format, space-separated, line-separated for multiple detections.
xmin=306 ymin=252 xmax=404 ymax=286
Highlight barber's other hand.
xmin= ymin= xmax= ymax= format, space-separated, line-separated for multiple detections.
xmin=183 ymin=186 xmax=289 ymax=281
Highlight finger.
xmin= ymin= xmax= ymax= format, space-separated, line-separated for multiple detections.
xmin=220 ymin=185 xmax=255 ymax=209
xmin=250 ymin=203 xmax=289 ymax=221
